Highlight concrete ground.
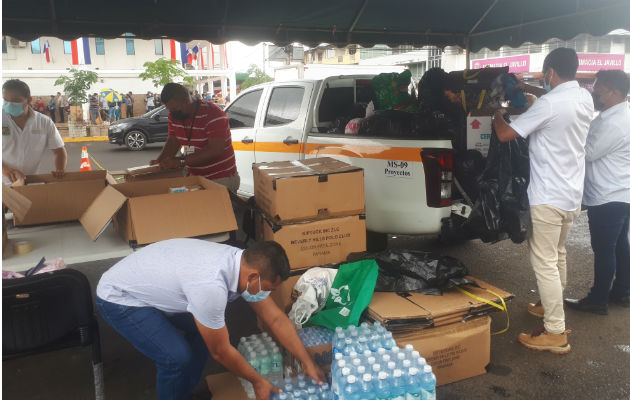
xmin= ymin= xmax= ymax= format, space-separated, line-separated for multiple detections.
xmin=3 ymin=142 xmax=629 ymax=399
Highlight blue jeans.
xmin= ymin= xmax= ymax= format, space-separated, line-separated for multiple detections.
xmin=108 ymin=108 xmax=116 ymax=121
xmin=587 ymin=202 xmax=630 ymax=305
xmin=96 ymin=297 xmax=209 ymax=400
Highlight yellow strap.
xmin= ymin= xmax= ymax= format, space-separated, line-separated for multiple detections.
xmin=477 ymin=89 xmax=486 ymax=110
xmin=462 ymin=68 xmax=482 ymax=80
xmin=460 ymin=90 xmax=467 ymax=112
xmin=455 ymin=286 xmax=510 ymax=335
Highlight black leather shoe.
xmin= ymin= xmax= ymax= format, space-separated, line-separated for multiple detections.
xmin=564 ymin=298 xmax=608 ymax=315
xmin=609 ymin=295 xmax=630 ymax=308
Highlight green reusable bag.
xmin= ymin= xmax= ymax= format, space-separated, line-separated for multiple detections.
xmin=305 ymin=259 xmax=379 ymax=330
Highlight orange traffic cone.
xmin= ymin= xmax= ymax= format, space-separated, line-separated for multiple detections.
xmin=80 ymin=146 xmax=92 ymax=171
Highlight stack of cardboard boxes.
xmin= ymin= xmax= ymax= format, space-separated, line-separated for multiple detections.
xmin=253 ymin=157 xmax=367 ymax=272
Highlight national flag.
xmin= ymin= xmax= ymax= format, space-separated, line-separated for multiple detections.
xmin=187 ymin=48 xmax=193 ymax=65
xmin=71 ymin=38 xmax=91 ymax=65
xmin=169 ymin=39 xmax=188 ymax=65
xmin=43 ymin=40 xmax=51 ymax=63
xmin=192 ymin=44 xmax=199 ymax=61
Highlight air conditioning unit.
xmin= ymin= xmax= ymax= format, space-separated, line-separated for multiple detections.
xmin=8 ymin=38 xmax=26 ymax=48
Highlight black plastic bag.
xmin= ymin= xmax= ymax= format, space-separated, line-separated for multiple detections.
xmin=347 ymin=250 xmax=474 ymax=295
xmin=463 ymin=118 xmax=530 ymax=243
xmin=358 ymin=110 xmax=456 ymax=139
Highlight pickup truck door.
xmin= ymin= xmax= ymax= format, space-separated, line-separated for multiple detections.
xmin=226 ymin=88 xmax=264 ymax=196
xmin=254 ymin=83 xmax=313 ymax=165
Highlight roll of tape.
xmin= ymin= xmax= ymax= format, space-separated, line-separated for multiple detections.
xmin=13 ymin=241 xmax=33 ymax=255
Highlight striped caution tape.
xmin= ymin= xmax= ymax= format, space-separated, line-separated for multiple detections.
xmin=455 ymin=286 xmax=510 ymax=335
xmin=90 ymin=156 xmax=106 ymax=171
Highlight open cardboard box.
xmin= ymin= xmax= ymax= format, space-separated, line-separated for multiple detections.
xmin=3 ymin=171 xmax=114 ymax=226
xmin=254 ymin=157 xmax=365 ymax=223
xmin=255 ymin=212 xmax=366 ymax=271
xmin=206 ymin=372 xmax=249 ymax=400
xmin=79 ymin=175 xmax=237 ymax=246
xmin=124 ymin=165 xmax=185 ymax=182
xmin=366 ymin=277 xmax=513 ymax=331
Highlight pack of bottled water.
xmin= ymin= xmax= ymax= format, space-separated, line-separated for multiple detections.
xmin=237 ymin=332 xmax=284 ymax=398
xmin=270 ymin=374 xmax=333 ymax=400
xmin=297 ymin=326 xmax=334 ymax=347
xmin=331 ymin=322 xmax=437 ymax=400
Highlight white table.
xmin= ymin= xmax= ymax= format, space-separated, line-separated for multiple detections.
xmin=2 ymin=222 xmax=229 ymax=272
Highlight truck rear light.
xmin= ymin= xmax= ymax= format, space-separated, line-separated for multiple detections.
xmin=421 ymin=149 xmax=453 ymax=208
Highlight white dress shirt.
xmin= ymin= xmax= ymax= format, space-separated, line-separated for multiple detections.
xmin=582 ymin=101 xmax=630 ymax=206
xmin=2 ymin=109 xmax=64 ymax=184
xmin=510 ymin=81 xmax=594 ymax=211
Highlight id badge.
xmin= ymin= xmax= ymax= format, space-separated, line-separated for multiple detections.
xmin=184 ymin=145 xmax=196 ymax=155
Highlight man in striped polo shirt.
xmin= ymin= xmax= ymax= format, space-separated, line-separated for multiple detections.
xmin=151 ymin=83 xmax=240 ymax=192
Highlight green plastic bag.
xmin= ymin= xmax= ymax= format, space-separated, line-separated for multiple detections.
xmin=371 ymin=70 xmax=413 ymax=110
xmin=306 ymin=260 xmax=379 ymax=330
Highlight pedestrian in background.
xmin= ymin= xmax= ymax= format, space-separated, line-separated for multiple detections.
xmin=55 ymin=92 xmax=66 ymax=123
xmin=145 ymin=92 xmax=155 ymax=112
xmin=100 ymin=94 xmax=109 ymax=122
xmin=48 ymin=95 xmax=56 ymax=123
xmin=565 ymin=70 xmax=630 ymax=314
xmin=34 ymin=97 xmax=46 ymax=114
xmin=493 ymin=48 xmax=594 ymax=354
xmin=126 ymin=92 xmax=134 ymax=118
xmin=115 ymin=95 xmax=122 ymax=121
xmin=154 ymin=93 xmax=162 ymax=108
xmin=89 ymin=93 xmax=99 ymax=124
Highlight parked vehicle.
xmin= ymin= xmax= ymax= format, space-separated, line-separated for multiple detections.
xmin=108 ymin=106 xmax=169 ymax=150
xmin=226 ymin=76 xmax=458 ymax=247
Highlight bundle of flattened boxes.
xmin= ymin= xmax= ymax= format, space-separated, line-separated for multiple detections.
xmin=253 ymin=157 xmax=366 ymax=272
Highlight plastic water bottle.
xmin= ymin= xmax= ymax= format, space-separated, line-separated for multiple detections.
xmin=343 ymin=338 xmax=357 ymax=356
xmin=369 ymin=334 xmax=382 ymax=352
xmin=405 ymin=368 xmax=422 ymax=400
xmin=271 ymin=348 xmax=283 ymax=383
xmin=306 ymin=386 xmax=319 ymax=400
xmin=376 ymin=371 xmax=391 ymax=400
xmin=343 ymin=375 xmax=361 ymax=400
xmin=383 ymin=332 xmax=397 ymax=350
xmin=421 ymin=365 xmax=437 ymax=400
xmin=404 ymin=344 xmax=414 ymax=356
xmin=391 ymin=369 xmax=406 ymax=400
xmin=396 ymin=352 xmax=407 ymax=368
xmin=367 ymin=356 xmax=377 ymax=367
xmin=360 ymin=373 xmax=376 ymax=400
xmin=332 ymin=352 xmax=343 ymax=372
xmin=372 ymin=363 xmax=382 ymax=375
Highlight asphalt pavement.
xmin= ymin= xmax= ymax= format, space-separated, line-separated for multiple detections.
xmin=4 ymin=142 xmax=629 ymax=400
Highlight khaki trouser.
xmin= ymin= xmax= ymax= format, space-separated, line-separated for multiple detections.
xmin=212 ymin=173 xmax=240 ymax=193
xmin=528 ymin=205 xmax=582 ymax=334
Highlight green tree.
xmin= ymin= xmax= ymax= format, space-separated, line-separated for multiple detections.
xmin=54 ymin=69 xmax=99 ymax=105
xmin=139 ymin=58 xmax=194 ymax=88
xmin=240 ymin=64 xmax=273 ymax=90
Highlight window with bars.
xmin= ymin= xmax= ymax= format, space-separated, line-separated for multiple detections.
xmin=95 ymin=38 xmax=105 ymax=55
xmin=428 ymin=47 xmax=442 ymax=69
xmin=31 ymin=39 xmax=41 ymax=54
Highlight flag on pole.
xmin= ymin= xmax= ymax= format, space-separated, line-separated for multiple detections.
xmin=192 ymin=44 xmax=199 ymax=61
xmin=169 ymin=39 xmax=188 ymax=65
xmin=71 ymin=38 xmax=91 ymax=65
xmin=43 ymin=40 xmax=51 ymax=63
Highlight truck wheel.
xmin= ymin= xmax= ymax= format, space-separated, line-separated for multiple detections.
xmin=366 ymin=231 xmax=388 ymax=252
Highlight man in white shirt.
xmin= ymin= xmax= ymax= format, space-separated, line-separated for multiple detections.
xmin=493 ymin=48 xmax=594 ymax=354
xmin=2 ymin=79 xmax=67 ymax=184
xmin=96 ymin=240 xmax=325 ymax=400
xmin=565 ymin=70 xmax=630 ymax=315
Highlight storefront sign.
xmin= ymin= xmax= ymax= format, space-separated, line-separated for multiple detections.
xmin=577 ymin=53 xmax=625 ymax=72
xmin=471 ymin=55 xmax=530 ymax=73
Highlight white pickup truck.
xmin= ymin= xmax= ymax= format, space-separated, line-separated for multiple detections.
xmin=225 ymin=75 xmax=457 ymax=246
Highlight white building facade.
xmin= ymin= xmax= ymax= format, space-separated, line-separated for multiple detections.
xmin=2 ymin=36 xmax=236 ymax=100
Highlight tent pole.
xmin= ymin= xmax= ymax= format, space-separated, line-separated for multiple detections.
xmin=465 ymin=37 xmax=471 ymax=70
xmin=347 ymin=0 xmax=369 ymax=42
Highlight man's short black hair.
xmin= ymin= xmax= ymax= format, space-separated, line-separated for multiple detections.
xmin=543 ymin=48 xmax=579 ymax=80
xmin=595 ymin=70 xmax=630 ymax=97
xmin=242 ymin=241 xmax=290 ymax=282
xmin=2 ymin=79 xmax=31 ymax=99
xmin=160 ymin=83 xmax=189 ymax=104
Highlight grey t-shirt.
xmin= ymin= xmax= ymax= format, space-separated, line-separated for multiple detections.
xmin=97 ymin=239 xmax=243 ymax=329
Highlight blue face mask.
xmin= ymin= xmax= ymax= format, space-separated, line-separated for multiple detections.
xmin=3 ymin=101 xmax=25 ymax=117
xmin=241 ymin=276 xmax=271 ymax=303
xmin=543 ymin=71 xmax=553 ymax=93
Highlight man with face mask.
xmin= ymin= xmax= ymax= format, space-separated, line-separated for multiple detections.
xmin=564 ymin=70 xmax=630 ymax=315
xmin=2 ymin=79 xmax=67 ymax=184
xmin=96 ymin=240 xmax=325 ymax=400
xmin=151 ymin=83 xmax=239 ymax=192
xmin=492 ymin=48 xmax=594 ymax=354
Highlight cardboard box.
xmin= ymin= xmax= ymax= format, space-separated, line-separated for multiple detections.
xmin=124 ymin=165 xmax=184 ymax=182
xmin=366 ymin=277 xmax=512 ymax=331
xmin=254 ymin=157 xmax=365 ymax=223
xmin=394 ymin=316 xmax=491 ymax=386
xmin=256 ymin=213 xmax=366 ymax=271
xmin=3 ymin=171 xmax=113 ymax=226
xmin=206 ymin=373 xmax=248 ymax=400
xmin=79 ymin=176 xmax=237 ymax=245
